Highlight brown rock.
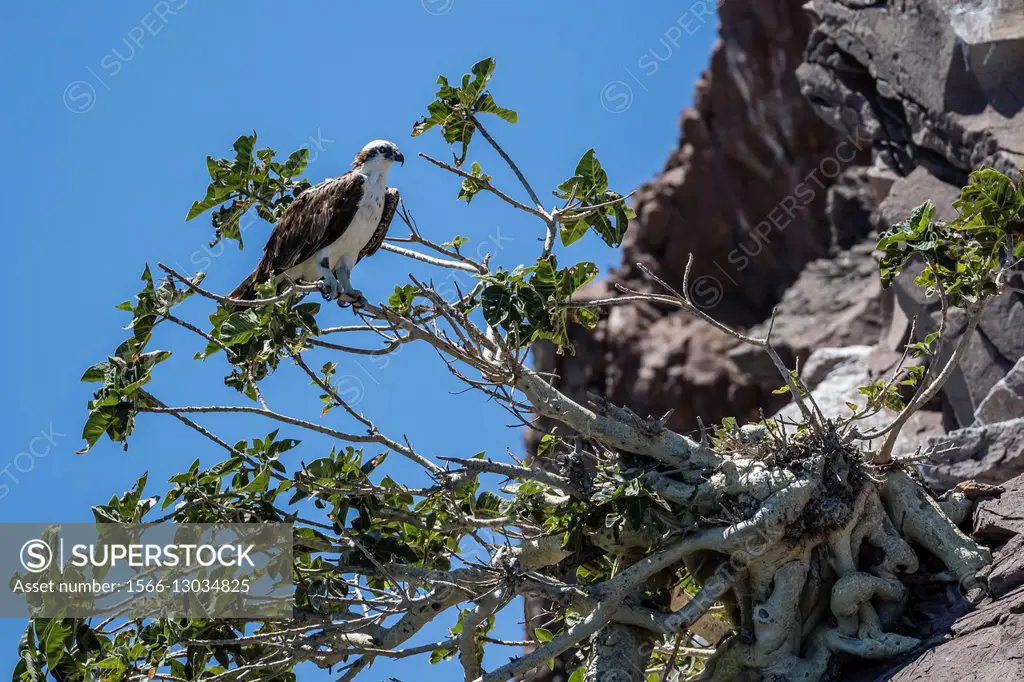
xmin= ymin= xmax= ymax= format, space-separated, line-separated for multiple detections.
xmin=532 ymin=0 xmax=877 ymax=453
xmin=728 ymin=240 xmax=885 ymax=390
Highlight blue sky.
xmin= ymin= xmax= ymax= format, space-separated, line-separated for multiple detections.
xmin=0 ymin=2 xmax=716 ymax=678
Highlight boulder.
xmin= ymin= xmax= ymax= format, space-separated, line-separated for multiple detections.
xmin=975 ymin=470 xmax=1024 ymax=543
xmin=921 ymin=418 xmax=1024 ymax=491
xmin=975 ymin=356 xmax=1024 ymax=425
xmin=771 ymin=345 xmax=945 ymax=456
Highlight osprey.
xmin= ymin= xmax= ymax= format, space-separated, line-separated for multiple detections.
xmin=231 ymin=139 xmax=404 ymax=305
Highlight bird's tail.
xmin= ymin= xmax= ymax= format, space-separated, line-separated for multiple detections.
xmin=230 ymin=270 xmax=259 ymax=302
xmin=225 ymin=269 xmax=263 ymax=313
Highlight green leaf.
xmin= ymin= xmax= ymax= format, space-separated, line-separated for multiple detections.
xmin=241 ymin=468 xmax=270 ymax=494
xmin=458 ymin=162 xmax=492 ymax=204
xmin=80 ymin=408 xmax=115 ymax=452
xmin=280 ymin=147 xmax=310 ymax=178
xmin=574 ymin=149 xmax=608 ymax=195
xmin=412 ymin=57 xmax=517 ymax=164
xmin=555 ymin=153 xmax=631 ymax=247
xmin=361 ymin=452 xmax=387 ymax=475
xmin=81 ymin=360 xmax=112 ymax=383
xmin=185 ymin=183 xmax=235 ymax=222
xmin=566 ymin=262 xmax=598 ymax=293
xmin=42 ymin=621 xmax=68 ymax=672
xmin=559 ymin=220 xmax=589 ymax=247
xmin=232 ymin=132 xmax=256 ymax=168
xmin=388 ymin=284 xmax=417 ymax=315
xmin=444 ymin=235 xmax=469 ymax=249
xmin=474 ymin=93 xmax=518 ymax=124
xmin=481 ymin=285 xmax=514 ymax=326
xmin=220 ymin=311 xmax=260 ymax=345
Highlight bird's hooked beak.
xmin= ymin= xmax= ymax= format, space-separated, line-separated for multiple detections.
xmin=392 ymin=150 xmax=405 ymax=166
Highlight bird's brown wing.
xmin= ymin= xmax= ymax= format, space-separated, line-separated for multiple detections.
xmin=358 ymin=187 xmax=399 ymax=263
xmin=253 ymin=172 xmax=366 ymax=281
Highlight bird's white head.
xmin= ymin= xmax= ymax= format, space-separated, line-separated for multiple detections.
xmin=352 ymin=140 xmax=404 ymax=175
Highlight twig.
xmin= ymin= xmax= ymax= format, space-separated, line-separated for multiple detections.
xmin=380 ymin=242 xmax=481 ymax=273
xmin=472 ymin=117 xmax=546 ymax=214
xmin=418 ymin=152 xmax=549 ymax=221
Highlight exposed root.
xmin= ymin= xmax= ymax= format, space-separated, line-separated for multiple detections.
xmin=881 ymin=470 xmax=991 ymax=587
xmin=675 ymin=421 xmax=995 ymax=681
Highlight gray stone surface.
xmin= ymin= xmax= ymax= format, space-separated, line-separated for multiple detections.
xmin=975 ymin=356 xmax=1024 ymax=425
xmin=727 ymin=240 xmax=885 ymax=392
xmin=887 ymin=584 xmax=1024 ymax=682
xmin=886 ymin=261 xmax=1022 ymax=428
xmin=974 ymin=472 xmax=1024 ymax=542
xmin=771 ymin=345 xmax=945 ymax=456
xmin=921 ymin=418 xmax=1024 ymax=491
xmin=799 ymin=0 xmax=1024 ymax=178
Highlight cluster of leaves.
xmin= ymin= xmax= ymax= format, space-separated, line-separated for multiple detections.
xmin=877 ymin=168 xmax=1023 ymax=307
xmin=849 ymin=169 xmax=1024 ymax=415
xmin=78 ymin=267 xmax=190 ymax=453
xmin=556 ymin=149 xmax=636 ymax=248
xmin=186 ymin=132 xmax=311 ymax=248
xmin=457 ymin=161 xmax=492 ymax=204
xmin=480 ymin=256 xmax=599 ymax=350
xmin=409 ymin=58 xmax=637 ymax=352
xmin=159 ymin=432 xmax=299 ymax=524
xmin=287 ymin=448 xmax=504 ymax=611
xmin=202 ymin=288 xmax=321 ymax=398
xmin=17 ymin=430 xmax=506 ymax=680
xmin=16 ymin=615 xmax=297 ymax=682
xmin=80 ymin=270 xmax=322 ymax=453
xmin=854 ymin=363 xmax=928 ymax=413
xmin=412 ymin=57 xmax=518 ymax=166
xmin=79 ymin=129 xmax=327 ymax=449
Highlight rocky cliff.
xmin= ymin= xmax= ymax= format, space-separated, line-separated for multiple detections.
xmin=532 ymin=0 xmax=878 ymax=455
xmin=530 ymin=0 xmax=1024 ymax=679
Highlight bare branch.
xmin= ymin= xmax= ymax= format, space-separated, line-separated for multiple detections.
xmin=380 ymin=241 xmax=481 ymax=273
xmin=516 ymin=371 xmax=721 ymax=470
xmin=419 ymin=152 xmax=549 ymax=221
xmin=867 ymin=303 xmax=986 ymax=463
xmin=472 ymin=117 xmax=546 ymax=215
xmin=437 ymin=455 xmax=582 ymax=495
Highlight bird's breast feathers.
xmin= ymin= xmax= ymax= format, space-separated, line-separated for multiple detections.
xmin=278 ymin=172 xmax=386 ymax=282
xmin=322 ymin=174 xmax=386 ymax=266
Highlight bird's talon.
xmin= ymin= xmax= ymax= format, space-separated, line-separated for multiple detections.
xmin=337 ymin=290 xmax=365 ymax=308
xmin=318 ymin=280 xmax=340 ymax=301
